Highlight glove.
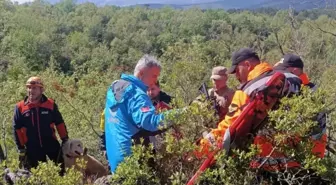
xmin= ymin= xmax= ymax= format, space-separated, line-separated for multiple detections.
xmin=202 ymin=131 xmax=217 ymax=147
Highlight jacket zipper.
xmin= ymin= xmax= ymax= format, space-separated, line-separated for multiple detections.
xmin=31 ymin=111 xmax=34 ymax=126
xmin=36 ymin=107 xmax=43 ymax=147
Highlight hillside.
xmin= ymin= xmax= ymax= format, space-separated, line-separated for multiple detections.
xmin=132 ymin=0 xmax=266 ymax=10
xmin=26 ymin=0 xmax=336 ymax=10
xmin=131 ymin=0 xmax=336 ymax=10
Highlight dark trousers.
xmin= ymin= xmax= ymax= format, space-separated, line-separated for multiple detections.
xmin=25 ymin=140 xmax=65 ymax=176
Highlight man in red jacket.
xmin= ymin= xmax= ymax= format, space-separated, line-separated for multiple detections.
xmin=13 ymin=76 xmax=69 ymax=174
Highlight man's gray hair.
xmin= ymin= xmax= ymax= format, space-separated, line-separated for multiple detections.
xmin=134 ymin=54 xmax=161 ymax=76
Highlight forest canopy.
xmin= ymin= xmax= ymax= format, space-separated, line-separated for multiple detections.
xmin=1 ymin=0 xmax=336 ymax=184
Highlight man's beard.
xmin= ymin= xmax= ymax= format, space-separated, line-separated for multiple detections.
xmin=28 ymin=94 xmax=42 ymax=103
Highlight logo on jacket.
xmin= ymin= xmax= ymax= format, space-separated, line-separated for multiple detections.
xmin=108 ymin=107 xmax=119 ymax=124
xmin=141 ymin=106 xmax=150 ymax=113
xmin=24 ymin=112 xmax=30 ymax=117
xmin=41 ymin=111 xmax=49 ymax=114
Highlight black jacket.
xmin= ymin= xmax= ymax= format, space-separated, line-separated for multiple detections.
xmin=13 ymin=94 xmax=68 ymax=150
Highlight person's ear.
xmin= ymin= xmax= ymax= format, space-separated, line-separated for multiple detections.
xmin=138 ymin=70 xmax=144 ymax=80
xmin=244 ymin=60 xmax=252 ymax=70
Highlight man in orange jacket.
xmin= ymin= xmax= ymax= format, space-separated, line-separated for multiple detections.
xmin=197 ymin=48 xmax=302 ymax=159
xmin=199 ymin=48 xmax=274 ymax=155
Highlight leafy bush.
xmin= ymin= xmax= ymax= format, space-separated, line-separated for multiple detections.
xmin=1 ymin=1 xmax=336 ymax=184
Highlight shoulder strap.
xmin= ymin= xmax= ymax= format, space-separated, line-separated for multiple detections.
xmin=242 ymin=70 xmax=275 ymax=96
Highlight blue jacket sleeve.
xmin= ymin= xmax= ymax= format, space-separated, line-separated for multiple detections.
xmin=128 ymin=94 xmax=165 ymax=132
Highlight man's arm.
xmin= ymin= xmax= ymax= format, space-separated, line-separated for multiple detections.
xmin=53 ymin=102 xmax=68 ymax=141
xmin=198 ymin=90 xmax=249 ymax=155
xmin=129 ymin=94 xmax=165 ymax=132
xmin=12 ymin=105 xmax=26 ymax=151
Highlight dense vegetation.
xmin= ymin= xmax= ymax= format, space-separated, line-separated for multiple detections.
xmin=1 ymin=0 xmax=336 ymax=184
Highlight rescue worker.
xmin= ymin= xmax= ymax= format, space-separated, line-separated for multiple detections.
xmin=274 ymin=54 xmax=317 ymax=90
xmin=13 ymin=76 xmax=68 ymax=174
xmin=196 ymin=48 xmax=302 ymax=162
xmin=99 ymin=82 xmax=173 ymax=155
xmin=104 ymin=54 xmax=178 ymax=173
xmin=273 ymin=54 xmax=327 ymax=159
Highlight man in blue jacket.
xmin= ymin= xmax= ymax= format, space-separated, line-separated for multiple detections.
xmin=105 ymin=54 xmax=174 ymax=173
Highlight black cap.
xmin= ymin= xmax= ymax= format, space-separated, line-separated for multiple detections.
xmin=228 ymin=48 xmax=260 ymax=74
xmin=275 ymin=54 xmax=304 ymax=70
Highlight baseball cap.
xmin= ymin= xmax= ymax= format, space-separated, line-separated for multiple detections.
xmin=210 ymin=66 xmax=228 ymax=80
xmin=274 ymin=54 xmax=304 ymax=70
xmin=228 ymin=48 xmax=260 ymax=74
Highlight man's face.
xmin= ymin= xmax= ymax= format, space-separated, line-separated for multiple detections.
xmin=140 ymin=66 xmax=161 ymax=87
xmin=287 ymin=67 xmax=303 ymax=76
xmin=27 ymin=86 xmax=43 ymax=103
xmin=147 ymin=84 xmax=160 ymax=99
xmin=235 ymin=62 xmax=249 ymax=83
xmin=212 ymin=76 xmax=227 ymax=90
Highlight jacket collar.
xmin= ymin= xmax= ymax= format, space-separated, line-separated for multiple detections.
xmin=24 ymin=94 xmax=48 ymax=106
xmin=120 ymin=73 xmax=148 ymax=92
xmin=247 ymin=62 xmax=273 ymax=81
xmin=299 ymin=73 xmax=310 ymax=85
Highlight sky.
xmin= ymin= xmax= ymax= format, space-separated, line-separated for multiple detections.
xmin=10 ymin=0 xmax=217 ymax=6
